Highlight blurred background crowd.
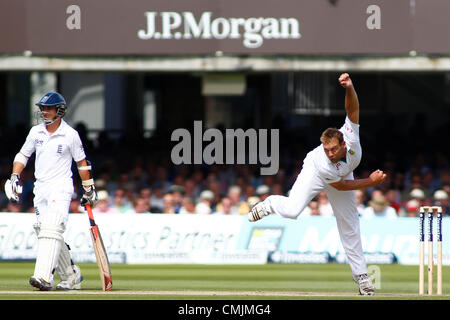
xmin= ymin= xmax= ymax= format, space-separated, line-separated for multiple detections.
xmin=0 ymin=119 xmax=448 ymax=219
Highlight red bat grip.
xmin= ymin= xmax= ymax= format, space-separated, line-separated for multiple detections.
xmin=85 ymin=204 xmax=96 ymax=227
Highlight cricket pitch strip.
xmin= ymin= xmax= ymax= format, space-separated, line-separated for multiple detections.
xmin=0 ymin=289 xmax=444 ymax=298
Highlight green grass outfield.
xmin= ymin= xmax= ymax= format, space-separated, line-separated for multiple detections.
xmin=0 ymin=262 xmax=449 ymax=300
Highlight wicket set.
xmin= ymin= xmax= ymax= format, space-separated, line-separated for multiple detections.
xmin=419 ymin=206 xmax=442 ymax=295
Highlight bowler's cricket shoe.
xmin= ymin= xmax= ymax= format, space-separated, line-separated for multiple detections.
xmin=355 ymin=273 xmax=375 ymax=296
xmin=56 ymin=265 xmax=83 ymax=290
xmin=29 ymin=276 xmax=53 ymax=291
xmin=248 ymin=202 xmax=270 ymax=222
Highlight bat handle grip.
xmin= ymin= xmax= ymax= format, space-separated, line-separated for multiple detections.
xmin=85 ymin=204 xmax=96 ymax=226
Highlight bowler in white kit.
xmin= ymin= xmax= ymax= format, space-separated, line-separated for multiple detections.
xmin=249 ymin=73 xmax=386 ymax=295
xmin=4 ymin=92 xmax=98 ymax=291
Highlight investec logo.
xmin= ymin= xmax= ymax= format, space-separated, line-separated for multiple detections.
xmin=137 ymin=12 xmax=301 ymax=49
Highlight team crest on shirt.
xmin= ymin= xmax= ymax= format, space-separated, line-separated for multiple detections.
xmin=344 ymin=124 xmax=353 ymax=133
xmin=57 ymin=144 xmax=63 ymax=154
xmin=349 ymin=149 xmax=355 ymax=155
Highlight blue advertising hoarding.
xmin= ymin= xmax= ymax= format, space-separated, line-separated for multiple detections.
xmin=239 ymin=215 xmax=449 ymax=265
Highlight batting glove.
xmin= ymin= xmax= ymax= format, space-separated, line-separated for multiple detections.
xmin=4 ymin=173 xmax=23 ymax=203
xmin=80 ymin=185 xmax=98 ymax=207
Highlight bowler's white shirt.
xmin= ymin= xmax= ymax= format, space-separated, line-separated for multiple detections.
xmin=305 ymin=116 xmax=362 ymax=184
xmin=20 ymin=120 xmax=86 ymax=184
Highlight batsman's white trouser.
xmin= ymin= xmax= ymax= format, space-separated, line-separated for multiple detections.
xmin=262 ymin=161 xmax=367 ymax=276
xmin=33 ymin=179 xmax=73 ymax=284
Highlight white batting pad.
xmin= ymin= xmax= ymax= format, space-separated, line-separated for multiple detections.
xmin=32 ymin=183 xmax=73 ymax=285
xmin=56 ymin=243 xmax=74 ymax=280
xmin=33 ymin=225 xmax=64 ymax=284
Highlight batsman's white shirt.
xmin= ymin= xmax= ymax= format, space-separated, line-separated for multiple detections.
xmin=20 ymin=120 xmax=86 ymax=227
xmin=20 ymin=119 xmax=86 ymax=184
xmin=263 ymin=116 xmax=367 ymax=276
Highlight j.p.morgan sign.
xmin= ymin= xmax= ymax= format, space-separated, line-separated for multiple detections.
xmin=137 ymin=12 xmax=301 ymax=49
xmin=3 ymin=0 xmax=450 ymax=55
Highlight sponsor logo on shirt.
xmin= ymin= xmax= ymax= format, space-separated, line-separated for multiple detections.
xmin=35 ymin=139 xmax=44 ymax=146
xmin=57 ymin=144 xmax=63 ymax=154
xmin=349 ymin=149 xmax=355 ymax=155
xmin=344 ymin=124 xmax=353 ymax=133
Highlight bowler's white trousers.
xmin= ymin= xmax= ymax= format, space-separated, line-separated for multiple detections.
xmin=262 ymin=160 xmax=367 ymax=277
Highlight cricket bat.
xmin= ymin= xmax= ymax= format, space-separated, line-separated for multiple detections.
xmin=85 ymin=204 xmax=113 ymax=291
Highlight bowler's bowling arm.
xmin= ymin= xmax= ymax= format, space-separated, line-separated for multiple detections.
xmin=330 ymin=177 xmax=381 ymax=191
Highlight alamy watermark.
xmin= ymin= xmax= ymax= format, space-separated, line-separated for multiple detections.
xmin=171 ymin=121 xmax=279 ymax=175
xmin=366 ymin=5 xmax=381 ymax=30
xmin=368 ymin=265 xmax=382 ymax=289
xmin=66 ymin=5 xmax=81 ymax=30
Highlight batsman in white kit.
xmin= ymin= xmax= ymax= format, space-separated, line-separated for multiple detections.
xmin=4 ymin=92 xmax=98 ymax=291
xmin=249 ymin=73 xmax=386 ymax=295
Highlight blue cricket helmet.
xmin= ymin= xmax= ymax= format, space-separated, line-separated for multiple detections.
xmin=35 ymin=92 xmax=68 ymax=124
xmin=35 ymin=92 xmax=66 ymax=107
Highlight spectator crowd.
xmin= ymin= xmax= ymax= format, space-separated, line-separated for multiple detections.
xmin=0 ymin=153 xmax=448 ymax=219
xmin=0 ymin=120 xmax=449 ymax=218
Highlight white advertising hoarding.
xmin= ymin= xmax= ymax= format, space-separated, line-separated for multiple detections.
xmin=0 ymin=213 xmax=267 ymax=264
